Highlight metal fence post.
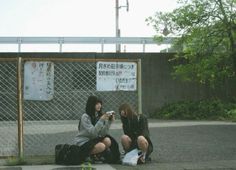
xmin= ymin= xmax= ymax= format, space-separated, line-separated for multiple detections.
xmin=17 ymin=57 xmax=24 ymax=159
xmin=17 ymin=38 xmax=21 ymax=53
xmin=142 ymin=40 xmax=146 ymax=53
xmin=59 ymin=38 xmax=64 ymax=53
xmin=101 ymin=39 xmax=104 ymax=53
xmin=138 ymin=59 xmax=142 ymax=114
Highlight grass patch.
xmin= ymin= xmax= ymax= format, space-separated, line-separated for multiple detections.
xmin=228 ymin=109 xmax=236 ymax=122
xmin=5 ymin=155 xmax=54 ymax=166
xmin=5 ymin=157 xmax=27 ymax=166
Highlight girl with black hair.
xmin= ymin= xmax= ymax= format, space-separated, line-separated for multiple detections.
xmin=74 ymin=95 xmax=120 ymax=163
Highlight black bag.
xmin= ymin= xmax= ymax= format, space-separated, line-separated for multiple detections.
xmin=105 ymin=135 xmax=121 ymax=164
xmin=55 ymin=144 xmax=83 ymax=165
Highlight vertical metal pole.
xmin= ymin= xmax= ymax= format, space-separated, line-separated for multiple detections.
xmin=59 ymin=38 xmax=63 ymax=53
xmin=17 ymin=57 xmax=24 ymax=159
xmin=115 ymin=0 xmax=120 ymax=53
xmin=59 ymin=43 xmax=62 ymax=53
xmin=142 ymin=40 xmax=146 ymax=53
xmin=138 ymin=59 xmax=142 ymax=114
xmin=101 ymin=39 xmax=104 ymax=53
xmin=18 ymin=38 xmax=21 ymax=53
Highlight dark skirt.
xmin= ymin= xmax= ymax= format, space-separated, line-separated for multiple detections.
xmin=79 ymin=135 xmax=121 ymax=164
xmin=79 ymin=136 xmax=106 ymax=157
xmin=128 ymin=136 xmax=153 ymax=160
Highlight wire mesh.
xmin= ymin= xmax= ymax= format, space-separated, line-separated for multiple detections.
xmin=0 ymin=61 xmax=18 ymax=156
xmin=23 ymin=60 xmax=138 ymax=156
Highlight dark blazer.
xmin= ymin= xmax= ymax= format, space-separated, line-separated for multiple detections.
xmin=121 ymin=114 xmax=153 ymax=158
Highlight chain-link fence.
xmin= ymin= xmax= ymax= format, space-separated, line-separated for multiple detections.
xmin=0 ymin=59 xmax=18 ymax=156
xmin=0 ymin=57 xmax=139 ymax=156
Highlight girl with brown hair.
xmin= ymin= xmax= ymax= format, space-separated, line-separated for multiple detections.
xmin=119 ymin=103 xmax=153 ymax=163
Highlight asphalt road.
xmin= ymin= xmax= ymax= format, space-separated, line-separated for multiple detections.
xmin=111 ymin=125 xmax=236 ymax=170
xmin=1 ymin=121 xmax=236 ymax=169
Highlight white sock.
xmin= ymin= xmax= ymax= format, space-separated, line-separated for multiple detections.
xmin=142 ymin=152 xmax=146 ymax=160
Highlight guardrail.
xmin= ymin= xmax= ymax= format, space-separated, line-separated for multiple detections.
xmin=0 ymin=36 xmax=174 ymax=53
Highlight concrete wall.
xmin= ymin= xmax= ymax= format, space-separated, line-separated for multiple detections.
xmin=0 ymin=52 xmax=235 ymax=117
xmin=139 ymin=53 xmax=236 ymax=114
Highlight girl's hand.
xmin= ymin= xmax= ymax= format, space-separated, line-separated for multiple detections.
xmin=100 ymin=113 xmax=109 ymax=120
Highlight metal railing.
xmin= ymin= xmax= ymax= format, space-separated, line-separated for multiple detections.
xmin=0 ymin=37 xmax=174 ymax=53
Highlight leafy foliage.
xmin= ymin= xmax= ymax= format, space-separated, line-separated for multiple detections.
xmin=150 ymin=99 xmax=236 ymax=120
xmin=147 ymin=0 xmax=236 ymax=87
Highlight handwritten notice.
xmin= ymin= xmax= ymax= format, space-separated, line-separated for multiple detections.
xmin=24 ymin=61 xmax=54 ymax=101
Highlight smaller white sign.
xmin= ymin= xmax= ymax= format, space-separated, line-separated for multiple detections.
xmin=24 ymin=61 xmax=54 ymax=101
xmin=96 ymin=61 xmax=137 ymax=91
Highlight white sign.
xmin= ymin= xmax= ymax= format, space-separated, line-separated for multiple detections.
xmin=96 ymin=61 xmax=137 ymax=91
xmin=24 ymin=61 xmax=54 ymax=101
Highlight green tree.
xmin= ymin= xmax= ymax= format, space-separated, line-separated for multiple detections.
xmin=147 ymin=0 xmax=236 ymax=87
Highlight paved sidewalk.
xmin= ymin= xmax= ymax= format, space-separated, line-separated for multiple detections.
xmin=0 ymin=164 xmax=115 ymax=170
xmin=1 ymin=160 xmax=236 ymax=170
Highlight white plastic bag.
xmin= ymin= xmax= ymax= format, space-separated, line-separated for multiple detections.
xmin=122 ymin=148 xmax=141 ymax=166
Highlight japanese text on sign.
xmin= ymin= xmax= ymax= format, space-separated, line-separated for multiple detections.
xmin=24 ymin=61 xmax=54 ymax=101
xmin=96 ymin=62 xmax=137 ymax=91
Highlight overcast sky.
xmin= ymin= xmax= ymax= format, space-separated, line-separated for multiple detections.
xmin=0 ymin=0 xmax=178 ymax=52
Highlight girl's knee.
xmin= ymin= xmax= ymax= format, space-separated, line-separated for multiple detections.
xmin=121 ymin=135 xmax=131 ymax=143
xmin=137 ymin=136 xmax=148 ymax=146
xmin=95 ymin=142 xmax=106 ymax=152
xmin=102 ymin=137 xmax=111 ymax=148
xmin=121 ymin=135 xmax=132 ymax=151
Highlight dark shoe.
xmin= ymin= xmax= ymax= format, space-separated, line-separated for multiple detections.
xmin=90 ymin=154 xmax=103 ymax=163
xmin=101 ymin=149 xmax=113 ymax=163
xmin=137 ymin=154 xmax=145 ymax=164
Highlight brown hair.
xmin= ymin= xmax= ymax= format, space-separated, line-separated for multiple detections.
xmin=119 ymin=103 xmax=137 ymax=118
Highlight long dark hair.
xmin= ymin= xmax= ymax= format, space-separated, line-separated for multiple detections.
xmin=85 ymin=95 xmax=103 ymax=125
